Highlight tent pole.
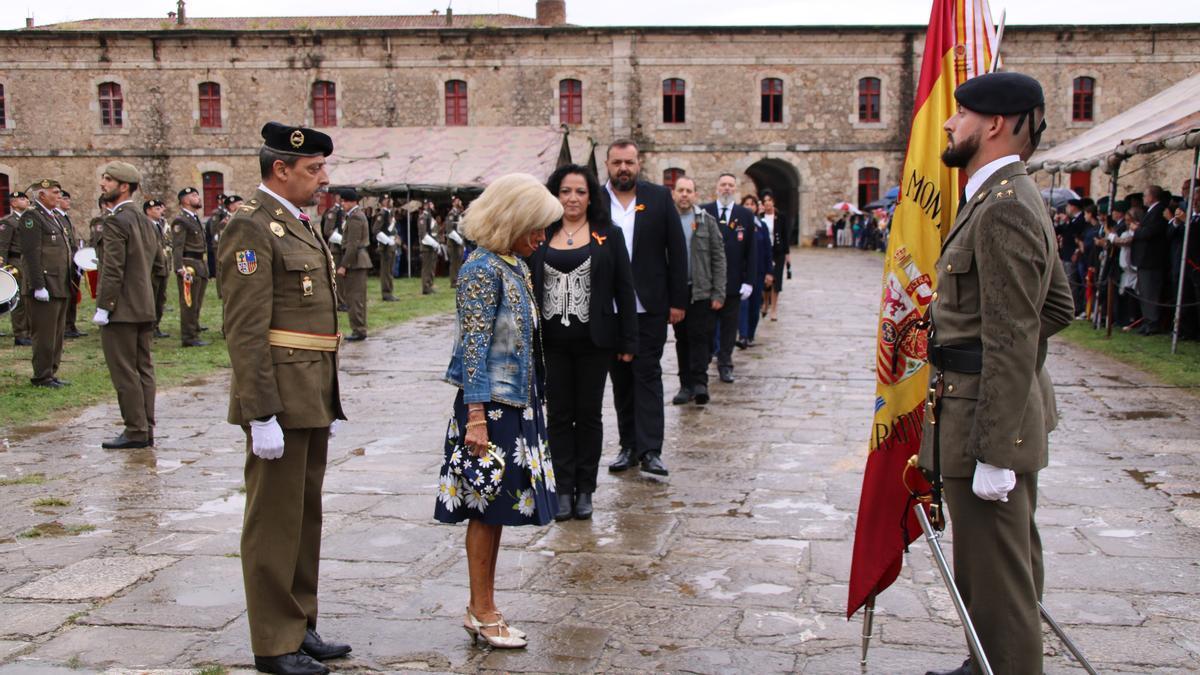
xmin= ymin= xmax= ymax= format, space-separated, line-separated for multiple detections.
xmin=1171 ymin=146 xmax=1200 ymax=355
xmin=406 ymin=187 xmax=413 ymax=279
xmin=1106 ymin=163 xmax=1121 ymax=338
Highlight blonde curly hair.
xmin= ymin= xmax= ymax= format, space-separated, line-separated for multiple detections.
xmin=461 ymin=173 xmax=563 ymax=252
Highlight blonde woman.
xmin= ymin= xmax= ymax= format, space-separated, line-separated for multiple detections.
xmin=437 ymin=173 xmax=563 ymax=649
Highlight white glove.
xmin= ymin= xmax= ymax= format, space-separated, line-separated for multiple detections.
xmin=92 ymin=308 xmax=110 ymax=326
xmin=249 ymin=416 xmax=286 ymax=460
xmin=375 ymin=231 xmax=393 ymax=246
xmin=328 ymin=231 xmax=344 ymax=246
xmin=448 ymin=230 xmax=464 ymax=245
xmin=972 ymin=461 xmax=1016 ymax=502
xmin=330 ymin=419 xmax=341 ymax=438
xmin=34 ymin=288 xmax=50 ymax=302
xmin=739 ymin=283 xmax=753 ymax=300
xmin=421 ymin=233 xmax=440 ymax=249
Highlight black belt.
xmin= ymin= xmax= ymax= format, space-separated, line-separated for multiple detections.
xmin=928 ymin=342 xmax=983 ymax=374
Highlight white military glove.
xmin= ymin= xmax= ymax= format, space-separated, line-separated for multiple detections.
xmin=328 ymin=231 xmax=344 ymax=246
xmin=34 ymin=288 xmax=50 ymax=302
xmin=249 ymin=416 xmax=286 ymax=460
xmin=92 ymin=308 xmax=110 ymax=326
xmin=375 ymin=231 xmax=393 ymax=246
xmin=739 ymin=283 xmax=753 ymax=300
xmin=330 ymin=419 xmax=342 ymax=438
xmin=972 ymin=461 xmax=1017 ymax=502
xmin=421 ymin=233 xmax=440 ymax=249
xmin=448 ymin=230 xmax=464 ymax=245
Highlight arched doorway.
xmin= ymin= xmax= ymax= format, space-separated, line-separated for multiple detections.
xmin=745 ymin=159 xmax=801 ymax=246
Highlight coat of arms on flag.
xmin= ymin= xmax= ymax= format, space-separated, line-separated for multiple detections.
xmin=236 ymin=249 xmax=258 ymax=275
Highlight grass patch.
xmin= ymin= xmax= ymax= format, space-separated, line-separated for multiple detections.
xmin=64 ymin=610 xmax=87 ymax=625
xmin=66 ymin=655 xmax=83 ymax=670
xmin=1058 ymin=322 xmax=1200 ymax=388
xmin=1 ymin=277 xmax=454 ymax=430
xmin=0 ymin=473 xmax=46 ymax=487
xmin=17 ymin=521 xmax=96 ymax=539
xmin=32 ymin=497 xmax=70 ymax=507
xmin=223 ymin=552 xmax=240 ymax=558
xmin=196 ymin=666 xmax=229 ymax=675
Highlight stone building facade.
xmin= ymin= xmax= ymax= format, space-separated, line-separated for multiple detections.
xmin=0 ymin=1 xmax=1198 ymax=242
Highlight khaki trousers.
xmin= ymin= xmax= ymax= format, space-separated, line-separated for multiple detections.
xmin=944 ymin=472 xmax=1043 ymax=675
xmin=343 ymin=269 xmax=368 ymax=337
xmin=9 ymin=289 xmax=30 ymax=339
xmin=447 ymin=242 xmax=464 ymax=287
xmin=100 ymin=321 xmax=156 ymax=441
xmin=379 ymin=245 xmax=396 ymax=298
xmin=29 ymin=297 xmax=67 ymax=384
xmin=420 ymin=246 xmax=437 ymax=294
xmin=242 ymin=426 xmax=329 ymax=657
xmin=177 ymin=274 xmax=208 ymax=343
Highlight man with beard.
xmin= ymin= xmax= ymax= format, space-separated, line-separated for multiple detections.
xmin=220 ymin=122 xmax=350 ymax=674
xmin=144 ymin=199 xmax=172 ymax=338
xmin=702 ymin=173 xmax=756 ymax=384
xmin=920 ymin=72 xmax=1074 ymax=675
xmin=670 ymin=176 xmax=725 ymax=406
xmin=600 ymin=139 xmax=688 ymax=477
xmin=171 ymin=186 xmax=210 ymax=347
xmin=93 ymin=162 xmax=163 ymax=449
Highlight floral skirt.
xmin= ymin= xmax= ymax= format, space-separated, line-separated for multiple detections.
xmin=435 ymin=389 xmax=556 ymax=526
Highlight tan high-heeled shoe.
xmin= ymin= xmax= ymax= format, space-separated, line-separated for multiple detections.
xmin=464 ymin=609 xmax=527 ymax=649
xmin=464 ymin=607 xmax=526 ymax=640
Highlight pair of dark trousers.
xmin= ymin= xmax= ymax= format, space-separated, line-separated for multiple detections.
xmin=100 ymin=321 xmax=156 ymax=441
xmin=177 ymin=273 xmax=208 ymax=343
xmin=152 ymin=274 xmax=168 ymax=330
xmin=610 ymin=311 xmax=667 ymax=460
xmin=420 ymin=246 xmax=437 ymax=294
xmin=672 ymin=299 xmax=716 ymax=391
xmin=378 ymin=245 xmax=396 ymax=298
xmin=943 ymin=473 xmax=1043 ymax=675
xmin=66 ymin=272 xmax=81 ymax=331
xmin=29 ymin=297 xmax=67 ymax=383
xmin=1065 ymin=260 xmax=1084 ymax=314
xmin=342 ymin=269 xmax=368 ymax=337
xmin=242 ymin=426 xmax=330 ymax=657
xmin=714 ymin=293 xmax=741 ymax=369
xmin=544 ymin=338 xmax=612 ymax=495
xmin=1137 ymin=268 xmax=1164 ymax=328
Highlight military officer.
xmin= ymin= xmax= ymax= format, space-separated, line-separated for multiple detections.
xmin=212 ymin=194 xmax=244 ymax=300
xmin=19 ymin=179 xmax=73 ymax=388
xmin=205 ymin=194 xmax=227 ymax=279
xmin=370 ymin=195 xmax=400 ymax=301
xmin=55 ymin=190 xmax=87 ymax=339
xmin=319 ymin=191 xmax=346 ymax=311
xmin=445 ymin=195 xmax=465 ymax=286
xmin=919 ymin=72 xmax=1075 ymax=675
xmin=144 ymin=199 xmax=172 ymax=338
xmin=417 ymin=199 xmax=441 ymax=294
xmin=171 ymin=186 xmax=210 ymax=347
xmin=93 ymin=162 xmax=163 ymax=450
xmin=1 ymin=190 xmax=33 ymax=346
xmin=219 ymin=121 xmax=350 ymax=675
xmin=337 ymin=189 xmax=371 ymax=341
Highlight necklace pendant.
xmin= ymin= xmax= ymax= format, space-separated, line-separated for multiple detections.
xmin=566 ymin=237 xmax=573 ymax=245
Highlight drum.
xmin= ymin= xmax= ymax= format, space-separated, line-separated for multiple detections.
xmin=74 ymin=247 xmax=99 ymax=272
xmin=0 ymin=267 xmax=19 ymax=316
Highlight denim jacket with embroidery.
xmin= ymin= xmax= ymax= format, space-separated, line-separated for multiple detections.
xmin=444 ymin=248 xmax=536 ymax=407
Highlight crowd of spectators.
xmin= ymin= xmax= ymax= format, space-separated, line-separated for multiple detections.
xmin=824 ymin=211 xmax=888 ymax=252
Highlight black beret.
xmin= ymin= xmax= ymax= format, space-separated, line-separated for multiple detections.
xmin=954 ymin=71 xmax=1045 ymax=115
xmin=60 ymin=190 xmax=71 ymax=199
xmin=178 ymin=187 xmax=199 ymax=200
xmin=1112 ymin=201 xmax=1128 ymax=212
xmin=142 ymin=199 xmax=164 ymax=212
xmin=338 ymin=188 xmax=361 ymax=202
xmin=223 ymin=194 xmax=244 ymax=208
xmin=261 ymin=122 xmax=333 ymax=157
xmin=8 ymin=191 xmax=26 ymax=200
xmin=1067 ymin=198 xmax=1085 ymax=208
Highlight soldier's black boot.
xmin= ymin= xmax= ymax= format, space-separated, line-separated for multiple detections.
xmin=254 ymin=651 xmax=328 ymax=675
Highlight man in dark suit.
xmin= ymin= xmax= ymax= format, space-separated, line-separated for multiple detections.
xmin=1131 ymin=185 xmax=1171 ymax=335
xmin=1055 ymin=198 xmax=1087 ymax=317
xmin=702 ymin=173 xmax=756 ymax=384
xmin=600 ymin=139 xmax=689 ymax=477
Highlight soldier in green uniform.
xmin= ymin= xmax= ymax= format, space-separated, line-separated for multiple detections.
xmin=171 ymin=187 xmax=210 ymax=347
xmin=319 ymin=191 xmax=346 ymax=311
xmin=370 ymin=195 xmax=400 ymax=302
xmin=55 ymin=190 xmax=87 ymax=339
xmin=445 ymin=195 xmax=465 ymax=286
xmin=920 ymin=72 xmax=1075 ymax=675
xmin=0 ymin=190 xmax=33 ymax=346
xmin=417 ymin=200 xmax=441 ymax=294
xmin=143 ymin=199 xmax=172 ymax=338
xmin=93 ymin=162 xmax=164 ymax=450
xmin=219 ymin=122 xmax=351 ymax=675
xmin=18 ymin=179 xmax=73 ymax=388
xmin=336 ymin=189 xmax=371 ymax=341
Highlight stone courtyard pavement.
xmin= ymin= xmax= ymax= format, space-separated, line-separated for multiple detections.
xmin=1 ymin=248 xmax=1198 ymax=674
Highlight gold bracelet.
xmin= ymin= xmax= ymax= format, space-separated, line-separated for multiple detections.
xmin=465 ymin=420 xmax=488 ymax=429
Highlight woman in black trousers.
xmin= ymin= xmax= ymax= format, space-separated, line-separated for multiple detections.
xmin=530 ymin=164 xmax=638 ymax=521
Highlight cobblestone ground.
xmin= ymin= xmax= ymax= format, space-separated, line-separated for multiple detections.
xmin=1 ymin=248 xmax=1197 ymax=674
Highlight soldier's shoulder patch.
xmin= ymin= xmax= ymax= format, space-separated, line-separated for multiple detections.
xmin=993 ymin=188 xmax=1015 ymax=200
xmin=0 ymin=223 xmax=6 ymax=231
xmin=270 ymin=222 xmax=286 ymax=238
xmin=173 ymin=223 xmax=182 ymax=232
xmin=235 ymin=249 xmax=258 ymax=275
xmin=24 ymin=218 xmax=34 ymax=228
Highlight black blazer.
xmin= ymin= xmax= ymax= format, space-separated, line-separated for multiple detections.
xmin=702 ymin=202 xmax=757 ymax=295
xmin=767 ymin=211 xmax=791 ymax=258
xmin=529 ymin=221 xmax=639 ymax=354
xmin=598 ymin=181 xmax=689 ymax=314
xmin=1132 ymin=203 xmax=1170 ymax=271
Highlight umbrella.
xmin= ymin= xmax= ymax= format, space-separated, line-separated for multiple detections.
xmin=862 ymin=197 xmax=894 ymax=211
xmin=1041 ymin=187 xmax=1080 ymax=210
xmin=831 ymin=201 xmax=863 ymax=214
xmin=884 ymin=185 xmax=900 ymax=201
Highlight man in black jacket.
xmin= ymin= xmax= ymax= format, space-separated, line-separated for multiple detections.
xmin=1132 ymin=185 xmax=1171 ymax=335
xmin=702 ymin=173 xmax=756 ymax=384
xmin=600 ymin=140 xmax=689 ymax=477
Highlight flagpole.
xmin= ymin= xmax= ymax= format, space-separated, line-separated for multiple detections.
xmin=859 ymin=594 xmax=876 ymax=670
xmin=990 ymin=9 xmax=1007 ymax=73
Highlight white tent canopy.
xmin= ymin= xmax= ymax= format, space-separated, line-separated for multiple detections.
xmin=1028 ymin=72 xmax=1200 ymax=175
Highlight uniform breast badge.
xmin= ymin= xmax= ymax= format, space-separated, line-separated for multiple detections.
xmin=235 ymin=249 xmax=258 ymax=275
xmin=270 ymin=222 xmax=286 ymax=238
xmin=302 ymin=275 xmax=314 ymax=297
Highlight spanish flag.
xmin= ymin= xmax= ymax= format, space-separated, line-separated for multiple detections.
xmin=847 ymin=0 xmax=998 ymax=619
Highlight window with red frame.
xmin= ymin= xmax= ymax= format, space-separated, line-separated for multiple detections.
xmin=1069 ymin=170 xmax=1092 ymax=198
xmin=0 ymin=174 xmax=10 ymax=215
xmin=199 ymin=82 xmax=221 ymax=128
xmin=99 ymin=82 xmax=123 ymax=128
xmin=1072 ymin=77 xmax=1095 ymax=123
xmin=312 ymin=81 xmax=337 ymax=127
xmin=202 ymin=172 xmax=224 ymax=216
xmin=663 ymin=78 xmax=686 ymax=124
xmin=0 ymin=84 xmax=6 ymax=128
xmin=858 ymin=167 xmax=880 ymax=207
xmin=445 ymin=80 xmax=468 ymax=126
xmin=663 ymin=168 xmax=685 ymax=191
xmin=858 ymin=77 xmax=881 ymax=123
xmin=559 ymin=79 xmax=582 ymax=125
xmin=761 ymin=78 xmax=784 ymax=124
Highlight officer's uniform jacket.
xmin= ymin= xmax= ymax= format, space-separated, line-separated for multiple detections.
xmin=97 ymin=201 xmax=162 ymax=323
xmin=919 ymin=161 xmax=1074 ymax=477
xmin=371 ymin=208 xmax=397 ymax=245
xmin=446 ymin=207 xmax=463 ymax=240
xmin=17 ymin=201 xmax=73 ymax=298
xmin=418 ymin=209 xmax=439 ymax=249
xmin=0 ymin=211 xmax=24 ymax=267
xmin=218 ymin=188 xmax=345 ymax=429
xmin=320 ymin=204 xmax=343 ymax=242
xmin=153 ymin=218 xmax=170 ymax=278
xmin=171 ymin=210 xmax=209 ymax=278
xmin=339 ymin=206 xmax=372 ymax=270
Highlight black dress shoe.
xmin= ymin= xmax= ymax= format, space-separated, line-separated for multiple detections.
xmin=64 ymin=329 xmax=86 ymax=339
xmin=735 ymin=337 xmax=748 ymax=350
xmin=382 ymin=296 xmax=400 ymax=302
xmin=574 ymin=492 xmax=594 ymax=520
xmin=182 ymin=340 xmax=210 ymax=347
xmin=344 ymin=333 xmax=367 ymax=342
xmin=154 ymin=329 xmax=171 ymax=338
xmin=925 ymin=658 xmax=971 ymax=675
xmin=254 ymin=651 xmax=329 ymax=675
xmin=32 ymin=379 xmax=64 ymax=389
xmin=671 ymin=387 xmax=693 ymax=405
xmin=608 ymin=448 xmax=635 ymax=473
xmin=300 ymin=627 xmax=352 ymax=660
xmin=52 ymin=378 xmax=71 ymax=386
xmin=554 ymin=493 xmax=574 ymax=521
xmin=640 ymin=453 xmax=669 ymax=476
xmin=693 ymin=384 xmax=710 ymax=405
xmin=14 ymin=337 xmax=32 ymax=346
xmin=199 ymin=326 xmax=210 ymax=332
xmin=718 ymin=366 xmax=735 ymax=383
xmin=337 ymin=304 xmax=349 ymax=312
xmin=101 ymin=433 xmax=151 ymax=449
